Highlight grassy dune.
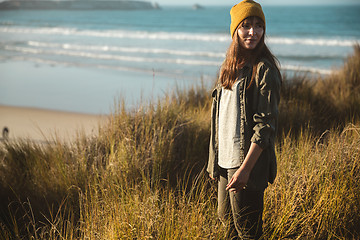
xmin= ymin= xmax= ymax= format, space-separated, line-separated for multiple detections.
xmin=1 ymin=45 xmax=359 ymax=239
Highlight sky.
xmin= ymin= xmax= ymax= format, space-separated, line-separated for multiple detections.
xmin=156 ymin=0 xmax=360 ymax=6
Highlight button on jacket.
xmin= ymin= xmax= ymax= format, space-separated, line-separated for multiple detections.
xmin=207 ymin=59 xmax=281 ymax=191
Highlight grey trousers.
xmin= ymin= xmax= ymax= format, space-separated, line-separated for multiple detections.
xmin=218 ymin=167 xmax=264 ymax=240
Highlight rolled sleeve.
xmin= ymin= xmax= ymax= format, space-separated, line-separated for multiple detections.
xmin=207 ymin=86 xmax=221 ymax=178
xmin=250 ymin=62 xmax=281 ymax=150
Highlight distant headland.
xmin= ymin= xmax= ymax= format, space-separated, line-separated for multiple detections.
xmin=0 ymin=0 xmax=161 ymax=10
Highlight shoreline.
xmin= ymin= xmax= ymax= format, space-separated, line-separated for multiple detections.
xmin=0 ymin=104 xmax=108 ymax=144
xmin=0 ymin=60 xmax=195 ymax=115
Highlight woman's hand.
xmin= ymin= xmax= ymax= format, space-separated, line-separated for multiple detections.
xmin=209 ymin=174 xmax=218 ymax=181
xmin=226 ymin=142 xmax=263 ymax=192
xmin=226 ymin=168 xmax=250 ymax=192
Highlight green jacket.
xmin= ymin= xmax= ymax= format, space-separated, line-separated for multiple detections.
xmin=207 ymin=59 xmax=281 ymax=191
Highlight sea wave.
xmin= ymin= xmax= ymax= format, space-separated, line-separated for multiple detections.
xmin=0 ymin=27 xmax=229 ymax=42
xmin=281 ymin=64 xmax=332 ymax=75
xmin=2 ymin=27 xmax=359 ymax=47
xmin=4 ymin=46 xmax=333 ymax=75
xmin=19 ymin=41 xmax=349 ymax=61
xmin=276 ymin=53 xmax=344 ymax=61
xmin=2 ymin=46 xmax=333 ymax=75
xmin=267 ymin=37 xmax=359 ymax=47
xmin=0 ymin=55 xmax=161 ymax=74
xmin=4 ymin=46 xmax=221 ymax=66
xmin=26 ymin=41 xmax=225 ymax=58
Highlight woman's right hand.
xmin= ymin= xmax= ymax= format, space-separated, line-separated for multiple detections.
xmin=209 ymin=174 xmax=217 ymax=181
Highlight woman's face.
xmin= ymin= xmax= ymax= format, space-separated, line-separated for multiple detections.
xmin=237 ymin=17 xmax=264 ymax=50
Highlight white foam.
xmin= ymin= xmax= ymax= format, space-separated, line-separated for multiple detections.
xmin=4 ymin=46 xmax=42 ymax=54
xmin=27 ymin=41 xmax=225 ymax=58
xmin=2 ymin=27 xmax=359 ymax=47
xmin=3 ymin=55 xmax=161 ymax=74
xmin=3 ymin=45 xmax=336 ymax=77
xmin=4 ymin=45 xmax=221 ymax=66
xmin=267 ymin=37 xmax=359 ymax=47
xmin=281 ymin=64 xmax=332 ymax=75
xmin=0 ymin=27 xmax=229 ymax=42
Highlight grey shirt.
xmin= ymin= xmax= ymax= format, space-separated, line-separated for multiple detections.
xmin=218 ymin=79 xmax=245 ymax=169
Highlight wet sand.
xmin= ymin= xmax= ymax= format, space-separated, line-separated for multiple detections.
xmin=0 ymin=105 xmax=108 ymax=144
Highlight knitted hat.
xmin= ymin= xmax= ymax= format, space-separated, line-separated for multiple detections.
xmin=230 ymin=0 xmax=265 ymax=38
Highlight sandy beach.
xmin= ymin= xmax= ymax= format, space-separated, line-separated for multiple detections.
xmin=0 ymin=105 xmax=108 ymax=144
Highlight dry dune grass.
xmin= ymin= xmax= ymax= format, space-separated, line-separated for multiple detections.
xmin=0 ymin=45 xmax=359 ymax=239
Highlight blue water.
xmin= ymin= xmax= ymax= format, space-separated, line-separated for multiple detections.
xmin=1 ymin=5 xmax=360 ymax=113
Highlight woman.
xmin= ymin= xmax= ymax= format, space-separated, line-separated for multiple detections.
xmin=207 ymin=0 xmax=281 ymax=239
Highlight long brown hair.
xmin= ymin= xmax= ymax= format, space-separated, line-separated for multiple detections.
xmin=219 ymin=16 xmax=280 ymax=90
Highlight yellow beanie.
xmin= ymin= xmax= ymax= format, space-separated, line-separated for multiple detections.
xmin=230 ymin=0 xmax=265 ymax=38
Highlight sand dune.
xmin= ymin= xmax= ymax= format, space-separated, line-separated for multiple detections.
xmin=0 ymin=105 xmax=107 ymax=144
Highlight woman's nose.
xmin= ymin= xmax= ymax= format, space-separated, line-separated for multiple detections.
xmin=249 ymin=27 xmax=255 ymax=36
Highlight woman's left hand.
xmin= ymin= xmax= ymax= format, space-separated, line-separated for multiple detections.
xmin=226 ymin=143 xmax=263 ymax=192
xmin=226 ymin=168 xmax=250 ymax=192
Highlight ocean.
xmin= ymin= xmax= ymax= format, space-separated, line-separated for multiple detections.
xmin=1 ymin=5 xmax=360 ymax=114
